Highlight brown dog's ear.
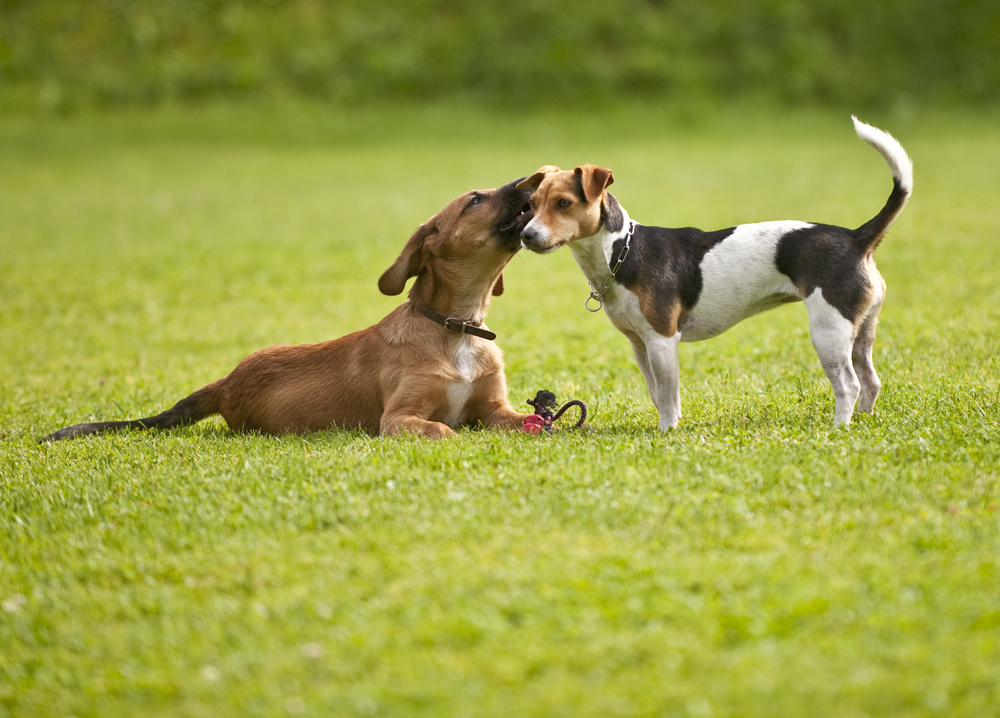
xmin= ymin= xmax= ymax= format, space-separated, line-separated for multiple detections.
xmin=378 ymin=222 xmax=437 ymax=296
xmin=575 ymin=165 xmax=614 ymax=203
xmin=516 ymin=165 xmax=562 ymax=191
xmin=491 ymin=272 xmax=505 ymax=296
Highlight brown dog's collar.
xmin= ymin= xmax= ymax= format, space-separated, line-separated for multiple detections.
xmin=413 ymin=304 xmax=497 ymax=341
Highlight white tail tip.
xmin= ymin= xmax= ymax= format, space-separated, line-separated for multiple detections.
xmin=851 ymin=115 xmax=913 ymax=194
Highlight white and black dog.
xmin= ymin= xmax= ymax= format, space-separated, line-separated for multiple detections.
xmin=518 ymin=117 xmax=912 ymax=429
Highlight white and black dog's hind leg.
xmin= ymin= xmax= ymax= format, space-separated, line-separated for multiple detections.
xmin=804 ymin=289 xmax=863 ymax=425
xmin=805 ymin=278 xmax=885 ymax=425
xmin=852 ymin=283 xmax=885 ymax=414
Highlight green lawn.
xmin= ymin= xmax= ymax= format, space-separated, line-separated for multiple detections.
xmin=1 ymin=103 xmax=998 ymax=717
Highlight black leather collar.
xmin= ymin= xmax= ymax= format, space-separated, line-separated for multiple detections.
xmin=413 ymin=304 xmax=497 ymax=341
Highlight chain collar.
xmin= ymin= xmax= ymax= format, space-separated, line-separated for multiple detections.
xmin=586 ymin=221 xmax=635 ymax=312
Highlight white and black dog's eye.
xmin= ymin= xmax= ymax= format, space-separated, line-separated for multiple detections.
xmin=557 ymin=198 xmax=571 ymax=209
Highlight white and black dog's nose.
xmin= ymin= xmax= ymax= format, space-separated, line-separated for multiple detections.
xmin=520 ymin=224 xmax=540 ymax=250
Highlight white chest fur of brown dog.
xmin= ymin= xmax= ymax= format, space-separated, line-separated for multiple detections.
xmin=42 ymin=180 xmax=535 ymax=442
xmin=518 ymin=117 xmax=912 ymax=430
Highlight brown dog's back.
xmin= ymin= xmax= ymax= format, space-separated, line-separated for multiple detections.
xmin=43 ymin=316 xmax=391 ymax=442
xmin=216 ymin=327 xmax=387 ymax=434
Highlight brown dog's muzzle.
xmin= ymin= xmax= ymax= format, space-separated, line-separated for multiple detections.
xmin=496 ymin=180 xmax=534 ymax=246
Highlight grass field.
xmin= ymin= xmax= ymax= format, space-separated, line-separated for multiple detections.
xmin=1 ymin=102 xmax=998 ymax=717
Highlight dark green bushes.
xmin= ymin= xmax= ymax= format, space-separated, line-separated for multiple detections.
xmin=2 ymin=0 xmax=997 ymax=112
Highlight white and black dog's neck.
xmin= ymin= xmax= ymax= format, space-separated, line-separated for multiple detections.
xmin=570 ymin=192 xmax=741 ymax=332
xmin=566 ymin=193 xmax=633 ymax=300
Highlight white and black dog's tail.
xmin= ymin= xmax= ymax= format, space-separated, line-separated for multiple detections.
xmin=852 ymin=115 xmax=913 ymax=254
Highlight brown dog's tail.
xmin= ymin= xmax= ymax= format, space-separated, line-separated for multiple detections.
xmin=40 ymin=380 xmax=223 ymax=442
xmin=851 ymin=116 xmax=913 ymax=255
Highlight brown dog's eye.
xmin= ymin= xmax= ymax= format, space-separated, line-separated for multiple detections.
xmin=557 ymin=198 xmax=571 ymax=209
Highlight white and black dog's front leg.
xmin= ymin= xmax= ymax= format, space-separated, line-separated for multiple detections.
xmin=625 ymin=333 xmax=657 ymax=405
xmin=606 ymin=287 xmax=683 ymax=430
xmin=637 ymin=331 xmax=683 ymax=430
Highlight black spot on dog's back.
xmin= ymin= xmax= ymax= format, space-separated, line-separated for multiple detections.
xmin=613 ymin=224 xmax=735 ymax=311
xmin=776 ymin=224 xmax=873 ymax=321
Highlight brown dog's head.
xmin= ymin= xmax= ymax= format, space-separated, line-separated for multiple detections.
xmin=516 ymin=164 xmax=614 ymax=253
xmin=378 ymin=179 xmax=533 ymax=316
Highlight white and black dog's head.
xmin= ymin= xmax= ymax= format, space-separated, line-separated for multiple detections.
xmin=517 ymin=165 xmax=614 ymax=253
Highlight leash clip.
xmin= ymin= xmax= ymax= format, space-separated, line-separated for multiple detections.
xmin=584 ymin=221 xmax=634 ymax=314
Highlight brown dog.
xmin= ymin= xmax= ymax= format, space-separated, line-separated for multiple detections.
xmin=42 ymin=180 xmax=535 ymax=441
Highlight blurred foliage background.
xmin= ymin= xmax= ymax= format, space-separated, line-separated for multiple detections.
xmin=1 ymin=0 xmax=998 ymax=115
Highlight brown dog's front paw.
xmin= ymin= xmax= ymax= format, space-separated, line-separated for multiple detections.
xmin=422 ymin=422 xmax=457 ymax=439
xmin=381 ymin=416 xmax=457 ymax=439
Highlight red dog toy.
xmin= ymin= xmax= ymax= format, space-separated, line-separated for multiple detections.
xmin=522 ymin=390 xmax=587 ymax=433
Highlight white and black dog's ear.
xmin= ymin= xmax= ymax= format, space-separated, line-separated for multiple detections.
xmin=575 ymin=165 xmax=614 ymax=203
xmin=517 ymin=166 xmax=562 ymax=191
